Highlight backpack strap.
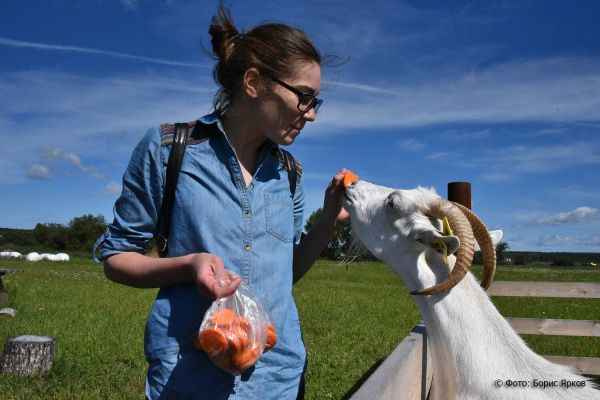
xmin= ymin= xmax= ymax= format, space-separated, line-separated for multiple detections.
xmin=278 ymin=148 xmax=298 ymax=197
xmin=155 ymin=123 xmax=191 ymax=258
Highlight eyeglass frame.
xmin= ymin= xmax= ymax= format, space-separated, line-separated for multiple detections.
xmin=266 ymin=74 xmax=323 ymax=113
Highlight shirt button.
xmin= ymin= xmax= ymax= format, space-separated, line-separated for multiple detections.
xmin=244 ymin=210 xmax=252 ymax=218
xmin=244 ymin=244 xmax=251 ymax=252
xmin=249 ymin=183 xmax=254 ymax=189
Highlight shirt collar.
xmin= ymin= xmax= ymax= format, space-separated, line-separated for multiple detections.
xmin=199 ymin=112 xmax=278 ymax=160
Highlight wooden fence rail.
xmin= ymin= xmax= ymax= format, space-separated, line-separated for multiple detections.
xmin=488 ymin=281 xmax=600 ymax=298
xmin=489 ymin=280 xmax=600 ymax=376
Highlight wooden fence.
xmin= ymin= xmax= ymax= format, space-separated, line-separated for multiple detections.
xmin=349 ymin=281 xmax=600 ymax=400
xmin=348 ymin=182 xmax=600 ymax=399
xmin=488 ymin=281 xmax=600 ymax=376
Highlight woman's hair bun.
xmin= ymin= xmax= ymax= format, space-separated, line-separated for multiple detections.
xmin=208 ymin=4 xmax=239 ymax=61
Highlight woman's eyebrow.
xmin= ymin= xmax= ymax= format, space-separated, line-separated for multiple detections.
xmin=296 ymin=85 xmax=319 ymax=95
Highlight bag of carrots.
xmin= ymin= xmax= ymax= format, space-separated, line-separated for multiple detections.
xmin=196 ymin=280 xmax=277 ymax=375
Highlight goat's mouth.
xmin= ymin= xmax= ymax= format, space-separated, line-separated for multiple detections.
xmin=343 ymin=190 xmax=353 ymax=204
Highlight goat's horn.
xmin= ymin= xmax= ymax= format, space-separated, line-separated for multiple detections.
xmin=411 ymin=199 xmax=475 ymax=296
xmin=451 ymin=202 xmax=496 ymax=289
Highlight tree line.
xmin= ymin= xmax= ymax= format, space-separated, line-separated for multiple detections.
xmin=0 ymin=214 xmax=107 ymax=255
xmin=2 ymin=209 xmax=597 ymax=265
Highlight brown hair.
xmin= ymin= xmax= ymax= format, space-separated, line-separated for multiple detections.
xmin=208 ymin=3 xmax=322 ymax=116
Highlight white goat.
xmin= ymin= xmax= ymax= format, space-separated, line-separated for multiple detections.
xmin=342 ymin=179 xmax=599 ymax=400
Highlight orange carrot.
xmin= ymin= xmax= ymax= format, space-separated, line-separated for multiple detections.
xmin=200 ymin=306 xmax=274 ymax=373
xmin=198 ymin=328 xmax=228 ymax=355
xmin=210 ymin=308 xmax=236 ymax=326
xmin=264 ymin=323 xmax=277 ymax=352
xmin=232 ymin=346 xmax=260 ymax=371
xmin=342 ymin=171 xmax=359 ymax=188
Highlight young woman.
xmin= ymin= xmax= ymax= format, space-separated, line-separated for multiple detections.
xmin=94 ymin=4 xmax=349 ymax=399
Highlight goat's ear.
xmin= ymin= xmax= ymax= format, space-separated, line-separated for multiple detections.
xmin=414 ymin=230 xmax=460 ymax=256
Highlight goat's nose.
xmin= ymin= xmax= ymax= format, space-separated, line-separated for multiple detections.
xmin=342 ymin=171 xmax=359 ymax=189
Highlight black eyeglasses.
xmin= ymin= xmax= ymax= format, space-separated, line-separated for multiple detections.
xmin=267 ymin=74 xmax=323 ymax=113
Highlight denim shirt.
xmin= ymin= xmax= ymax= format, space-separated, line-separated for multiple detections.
xmin=93 ymin=113 xmax=306 ymax=399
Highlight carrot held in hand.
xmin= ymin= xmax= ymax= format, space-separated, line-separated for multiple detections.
xmin=342 ymin=171 xmax=359 ymax=188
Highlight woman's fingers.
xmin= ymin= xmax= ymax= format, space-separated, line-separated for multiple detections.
xmin=191 ymin=253 xmax=241 ymax=300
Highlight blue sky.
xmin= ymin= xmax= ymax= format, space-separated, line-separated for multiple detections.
xmin=1 ymin=0 xmax=599 ymax=253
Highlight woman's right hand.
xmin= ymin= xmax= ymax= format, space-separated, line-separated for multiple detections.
xmin=187 ymin=253 xmax=241 ymax=300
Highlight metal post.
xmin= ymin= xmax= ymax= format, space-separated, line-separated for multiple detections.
xmin=421 ymin=327 xmax=428 ymax=400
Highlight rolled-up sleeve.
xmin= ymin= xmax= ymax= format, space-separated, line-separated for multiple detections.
xmin=93 ymin=128 xmax=164 ymax=262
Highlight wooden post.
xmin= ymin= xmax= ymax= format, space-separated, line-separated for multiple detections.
xmin=448 ymin=182 xmax=471 ymax=210
xmin=1 ymin=335 xmax=56 ymax=376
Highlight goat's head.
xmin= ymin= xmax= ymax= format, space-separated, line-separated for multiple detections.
xmin=342 ymin=178 xmax=496 ymax=296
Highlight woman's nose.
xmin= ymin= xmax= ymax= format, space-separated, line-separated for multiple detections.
xmin=302 ymin=107 xmax=317 ymax=122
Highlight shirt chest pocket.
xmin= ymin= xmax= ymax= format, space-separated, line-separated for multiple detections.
xmin=265 ymin=192 xmax=294 ymax=243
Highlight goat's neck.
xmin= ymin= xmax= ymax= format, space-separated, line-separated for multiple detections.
xmin=408 ymin=255 xmax=577 ymax=399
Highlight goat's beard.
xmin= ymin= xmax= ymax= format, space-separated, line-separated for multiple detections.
xmin=340 ymin=231 xmax=364 ymax=267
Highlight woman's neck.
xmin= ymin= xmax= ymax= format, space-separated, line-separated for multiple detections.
xmin=220 ymin=108 xmax=267 ymax=185
xmin=221 ymin=109 xmax=266 ymax=161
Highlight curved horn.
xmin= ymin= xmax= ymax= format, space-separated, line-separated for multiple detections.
xmin=411 ymin=199 xmax=475 ymax=296
xmin=451 ymin=202 xmax=497 ymax=289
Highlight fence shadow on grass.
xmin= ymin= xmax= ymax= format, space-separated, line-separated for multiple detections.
xmin=340 ymin=358 xmax=385 ymax=400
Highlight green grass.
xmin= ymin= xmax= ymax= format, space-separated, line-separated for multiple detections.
xmin=0 ymin=259 xmax=599 ymax=399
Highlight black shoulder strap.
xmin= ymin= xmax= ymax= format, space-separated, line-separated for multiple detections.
xmin=155 ymin=123 xmax=190 ymax=258
xmin=278 ymin=148 xmax=298 ymax=198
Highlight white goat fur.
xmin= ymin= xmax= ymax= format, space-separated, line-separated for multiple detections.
xmin=343 ymin=180 xmax=599 ymax=400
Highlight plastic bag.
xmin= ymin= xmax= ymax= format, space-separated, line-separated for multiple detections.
xmin=195 ymin=280 xmax=277 ymax=375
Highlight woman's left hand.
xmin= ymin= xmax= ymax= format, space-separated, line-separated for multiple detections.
xmin=321 ymin=168 xmax=351 ymax=229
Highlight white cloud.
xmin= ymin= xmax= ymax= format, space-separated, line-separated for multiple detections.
xmin=0 ymin=69 xmax=214 ymax=183
xmin=39 ymin=146 xmax=103 ymax=180
xmin=532 ymin=207 xmax=598 ymax=225
xmin=480 ymin=172 xmax=512 ymax=182
xmin=313 ymin=57 xmax=600 ymax=131
xmin=546 ymin=186 xmax=600 ymax=201
xmin=536 ymin=234 xmax=571 ymax=247
xmin=397 ymin=139 xmax=425 ymax=152
xmin=585 ymin=236 xmax=600 ymax=247
xmin=438 ymin=128 xmax=492 ymax=141
xmin=0 ymin=36 xmax=206 ymax=68
xmin=104 ymin=181 xmax=122 ymax=196
xmin=120 ymin=0 xmax=139 ymax=10
xmin=27 ymin=164 xmax=52 ymax=180
xmin=422 ymin=140 xmax=600 ymax=181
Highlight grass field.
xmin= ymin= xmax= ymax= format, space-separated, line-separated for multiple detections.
xmin=0 ymin=258 xmax=599 ymax=399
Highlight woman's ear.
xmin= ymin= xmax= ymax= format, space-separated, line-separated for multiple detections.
xmin=242 ymin=68 xmax=262 ymax=99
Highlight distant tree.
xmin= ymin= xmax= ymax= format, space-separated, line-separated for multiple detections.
xmin=33 ymin=223 xmax=50 ymax=245
xmin=495 ymin=242 xmax=509 ymax=264
xmin=472 ymin=251 xmax=483 ymax=265
xmin=550 ymin=258 xmax=575 ymax=267
xmin=512 ymin=255 xmax=527 ymax=266
xmin=67 ymin=214 xmax=107 ymax=251
xmin=32 ymin=223 xmax=68 ymax=250
xmin=304 ymin=208 xmax=352 ymax=260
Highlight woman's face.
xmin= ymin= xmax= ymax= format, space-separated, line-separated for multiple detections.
xmin=255 ymin=61 xmax=321 ymax=146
